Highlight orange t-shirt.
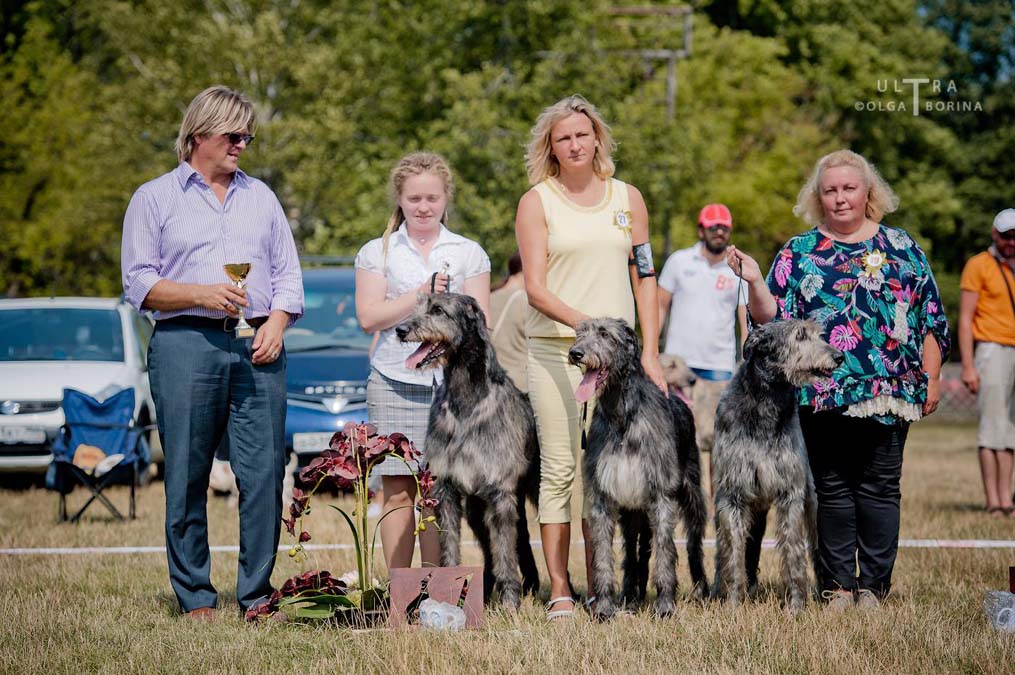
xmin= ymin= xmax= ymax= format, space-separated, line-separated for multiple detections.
xmin=960 ymin=251 xmax=1015 ymax=346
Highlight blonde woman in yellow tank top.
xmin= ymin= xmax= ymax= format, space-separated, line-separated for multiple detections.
xmin=515 ymin=94 xmax=667 ymax=620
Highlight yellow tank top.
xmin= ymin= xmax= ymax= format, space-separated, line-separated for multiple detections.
xmin=526 ymin=177 xmax=637 ymax=338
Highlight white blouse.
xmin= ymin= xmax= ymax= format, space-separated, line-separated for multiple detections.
xmin=355 ymin=224 xmax=490 ymax=386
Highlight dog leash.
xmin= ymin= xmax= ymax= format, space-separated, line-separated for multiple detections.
xmin=580 ymin=402 xmax=588 ymax=450
xmin=736 ymin=257 xmax=756 ymax=334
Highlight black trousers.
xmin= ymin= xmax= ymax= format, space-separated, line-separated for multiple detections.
xmin=799 ymin=407 xmax=910 ymax=598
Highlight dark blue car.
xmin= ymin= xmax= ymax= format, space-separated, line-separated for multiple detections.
xmin=284 ymin=261 xmax=371 ymax=465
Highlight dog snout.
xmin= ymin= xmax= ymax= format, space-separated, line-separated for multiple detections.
xmin=568 ymin=347 xmax=584 ymax=364
xmin=831 ymin=349 xmax=844 ymax=366
xmin=395 ymin=323 xmax=410 ymax=341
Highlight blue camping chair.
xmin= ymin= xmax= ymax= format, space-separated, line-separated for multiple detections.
xmin=48 ymin=387 xmax=150 ymax=522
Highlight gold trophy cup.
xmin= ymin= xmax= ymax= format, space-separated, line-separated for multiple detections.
xmin=223 ymin=262 xmax=256 ymax=339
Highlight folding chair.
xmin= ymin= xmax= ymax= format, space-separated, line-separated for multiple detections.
xmin=48 ymin=387 xmax=150 ymax=522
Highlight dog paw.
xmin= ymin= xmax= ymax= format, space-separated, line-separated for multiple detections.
xmin=499 ymin=591 xmax=521 ymax=611
xmin=593 ymin=601 xmax=617 ymax=622
xmin=655 ymin=600 xmax=676 ymax=618
xmin=689 ymin=582 xmax=708 ymax=603
xmin=786 ymin=597 xmax=806 ymax=616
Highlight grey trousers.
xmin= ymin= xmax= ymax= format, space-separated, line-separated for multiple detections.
xmin=149 ymin=318 xmax=287 ymax=612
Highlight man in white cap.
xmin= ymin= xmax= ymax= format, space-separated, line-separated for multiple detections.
xmin=959 ymin=208 xmax=1015 ymax=517
xmin=657 ymin=203 xmax=748 ymax=492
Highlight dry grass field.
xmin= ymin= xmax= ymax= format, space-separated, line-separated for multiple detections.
xmin=1 ymin=421 xmax=1013 ymax=673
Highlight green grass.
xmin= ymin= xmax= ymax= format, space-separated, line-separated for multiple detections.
xmin=1 ymin=422 xmax=1013 ymax=673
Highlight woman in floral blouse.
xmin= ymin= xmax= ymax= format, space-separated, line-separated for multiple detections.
xmin=728 ymin=149 xmax=950 ymax=610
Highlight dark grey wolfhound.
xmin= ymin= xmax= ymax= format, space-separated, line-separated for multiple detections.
xmin=396 ymin=292 xmax=539 ymax=609
xmin=569 ymin=318 xmax=709 ymax=619
xmin=711 ymin=319 xmax=843 ymax=613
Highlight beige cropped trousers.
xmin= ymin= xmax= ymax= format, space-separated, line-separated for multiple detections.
xmin=527 ymin=336 xmax=594 ymax=524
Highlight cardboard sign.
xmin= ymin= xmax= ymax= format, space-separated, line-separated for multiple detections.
xmin=388 ymin=566 xmax=483 ymax=629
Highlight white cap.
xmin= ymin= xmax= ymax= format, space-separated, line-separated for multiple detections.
xmin=994 ymin=209 xmax=1015 ymax=233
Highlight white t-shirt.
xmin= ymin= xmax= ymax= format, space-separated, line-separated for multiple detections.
xmin=355 ymin=224 xmax=490 ymax=386
xmin=658 ymin=242 xmax=746 ymax=373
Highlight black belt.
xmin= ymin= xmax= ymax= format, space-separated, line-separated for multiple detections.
xmin=157 ymin=315 xmax=268 ymax=331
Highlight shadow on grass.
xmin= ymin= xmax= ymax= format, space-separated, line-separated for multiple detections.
xmin=0 ymin=473 xmax=46 ymax=490
xmin=157 ymin=589 xmax=241 ymax=616
xmin=938 ymin=500 xmax=989 ymax=514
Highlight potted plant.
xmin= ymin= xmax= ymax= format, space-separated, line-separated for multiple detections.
xmin=245 ymin=422 xmax=437 ymax=625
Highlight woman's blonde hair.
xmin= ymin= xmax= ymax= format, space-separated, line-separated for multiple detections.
xmin=175 ymin=85 xmax=257 ymax=163
xmin=380 ymin=152 xmax=455 ymax=258
xmin=793 ymin=149 xmax=899 ymax=226
xmin=525 ymin=94 xmax=617 ymax=185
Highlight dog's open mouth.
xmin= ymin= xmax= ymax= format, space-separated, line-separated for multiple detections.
xmin=575 ymin=367 xmax=609 ymax=403
xmin=810 ymin=367 xmax=836 ymax=378
xmin=405 ymin=341 xmax=448 ymax=369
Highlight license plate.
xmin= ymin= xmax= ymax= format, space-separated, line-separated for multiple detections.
xmin=0 ymin=426 xmax=47 ymax=444
xmin=293 ymin=432 xmax=336 ymax=453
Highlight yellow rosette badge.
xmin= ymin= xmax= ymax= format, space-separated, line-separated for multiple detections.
xmin=861 ymin=249 xmax=887 ymax=277
xmin=613 ymin=209 xmax=633 ymax=235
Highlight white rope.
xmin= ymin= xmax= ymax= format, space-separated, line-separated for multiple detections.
xmin=3 ymin=538 xmax=1015 ymax=556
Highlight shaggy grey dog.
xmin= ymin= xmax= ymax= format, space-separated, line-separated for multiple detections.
xmin=569 ymin=318 xmax=709 ymax=619
xmin=396 ymin=292 xmax=539 ymax=609
xmin=711 ymin=319 xmax=843 ymax=613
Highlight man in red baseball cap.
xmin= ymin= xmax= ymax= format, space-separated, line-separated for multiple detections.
xmin=697 ymin=203 xmax=733 ymax=256
xmin=657 ymin=203 xmax=747 ymax=493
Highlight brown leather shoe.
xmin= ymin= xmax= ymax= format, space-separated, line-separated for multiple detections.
xmin=183 ymin=607 xmax=217 ymax=621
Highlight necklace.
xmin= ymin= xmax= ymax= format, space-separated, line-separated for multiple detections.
xmin=406 ymin=227 xmax=437 ymax=247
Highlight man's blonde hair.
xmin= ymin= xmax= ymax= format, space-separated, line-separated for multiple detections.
xmin=793 ymin=150 xmax=899 ymax=226
xmin=525 ymin=94 xmax=616 ymax=185
xmin=175 ymin=85 xmax=257 ymax=163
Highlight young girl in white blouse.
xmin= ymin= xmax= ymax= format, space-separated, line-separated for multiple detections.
xmin=355 ymin=152 xmax=491 ymax=570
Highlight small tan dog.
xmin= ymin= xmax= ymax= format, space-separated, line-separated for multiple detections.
xmin=658 ymin=353 xmax=696 ymax=403
xmin=209 ymin=454 xmax=297 ymax=512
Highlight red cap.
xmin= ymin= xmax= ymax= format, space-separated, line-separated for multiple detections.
xmin=698 ymin=203 xmax=732 ymax=229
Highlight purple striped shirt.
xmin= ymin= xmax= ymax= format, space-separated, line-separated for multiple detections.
xmin=121 ymin=162 xmax=304 ymax=322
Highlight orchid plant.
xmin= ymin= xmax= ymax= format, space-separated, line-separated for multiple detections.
xmin=246 ymin=422 xmax=438 ymax=623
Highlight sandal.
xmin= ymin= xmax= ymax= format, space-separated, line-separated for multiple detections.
xmin=545 ymin=596 xmax=575 ymax=621
xmin=988 ymin=506 xmax=1006 ymax=517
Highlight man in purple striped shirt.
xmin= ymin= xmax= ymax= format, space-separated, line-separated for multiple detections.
xmin=121 ymin=85 xmax=304 ymax=621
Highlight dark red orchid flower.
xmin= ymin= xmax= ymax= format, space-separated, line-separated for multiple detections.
xmin=388 ymin=432 xmax=419 ymax=460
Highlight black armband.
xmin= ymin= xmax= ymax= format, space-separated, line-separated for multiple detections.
xmin=629 ymin=242 xmax=656 ymax=278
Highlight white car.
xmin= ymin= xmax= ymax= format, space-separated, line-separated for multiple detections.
xmin=0 ymin=297 xmax=161 ymax=473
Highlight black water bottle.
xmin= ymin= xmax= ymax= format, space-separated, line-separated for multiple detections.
xmin=405 ymin=572 xmax=432 ymax=624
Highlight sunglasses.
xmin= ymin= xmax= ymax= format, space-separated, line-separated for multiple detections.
xmin=999 ymin=230 xmax=1015 ymax=240
xmin=223 ymin=132 xmax=254 ymax=146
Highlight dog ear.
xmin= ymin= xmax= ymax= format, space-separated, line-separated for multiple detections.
xmin=623 ymin=323 xmax=640 ymax=359
xmin=743 ymin=328 xmax=764 ymax=361
xmin=459 ymin=295 xmax=489 ymax=336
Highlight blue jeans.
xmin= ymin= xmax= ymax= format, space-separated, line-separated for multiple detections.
xmin=149 ymin=318 xmax=287 ymax=612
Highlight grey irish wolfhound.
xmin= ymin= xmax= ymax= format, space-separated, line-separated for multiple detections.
xmin=396 ymin=292 xmax=540 ymax=609
xmin=711 ymin=319 xmax=843 ymax=613
xmin=569 ymin=318 xmax=709 ymax=619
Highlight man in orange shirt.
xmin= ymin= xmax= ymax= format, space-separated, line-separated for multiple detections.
xmin=960 ymin=208 xmax=1015 ymax=517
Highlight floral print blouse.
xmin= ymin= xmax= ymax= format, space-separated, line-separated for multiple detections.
xmin=765 ymin=224 xmax=951 ymax=424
